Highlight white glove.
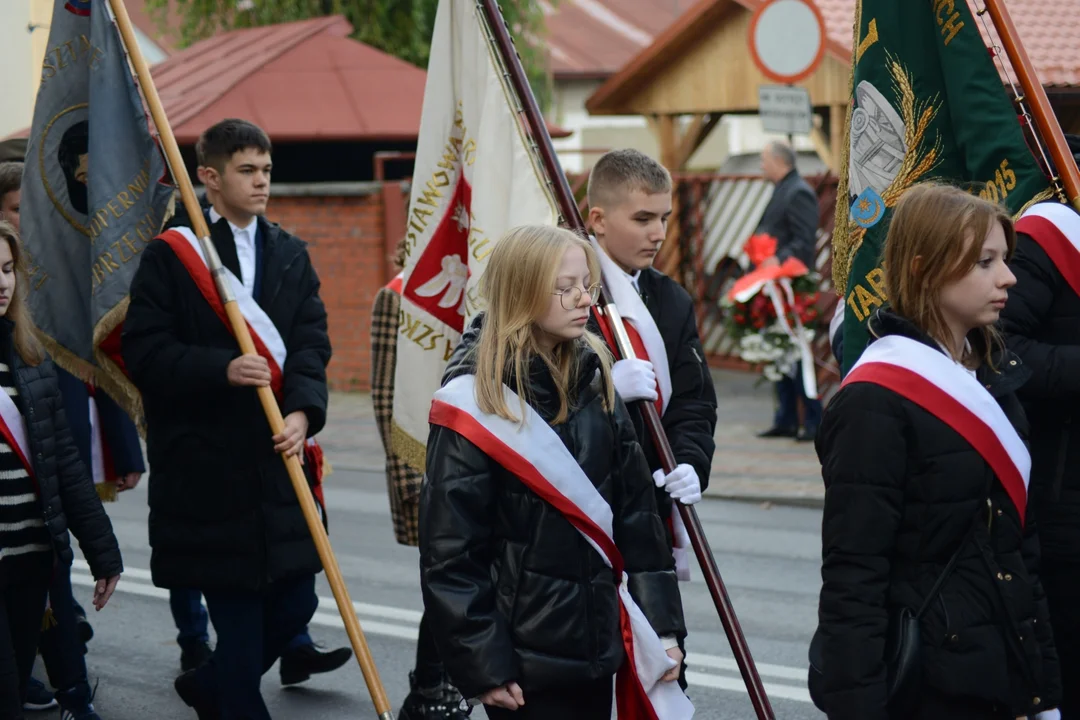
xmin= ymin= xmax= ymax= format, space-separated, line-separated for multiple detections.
xmin=653 ymin=464 xmax=702 ymax=505
xmin=1036 ymin=709 xmax=1062 ymax=720
xmin=611 ymin=359 xmax=658 ymax=402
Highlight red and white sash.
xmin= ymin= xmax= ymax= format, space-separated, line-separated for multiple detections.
xmin=0 ymin=382 xmax=33 ymax=479
xmin=429 ymin=375 xmax=694 ymax=720
xmin=160 ymin=227 xmax=326 ymax=490
xmin=1016 ymin=202 xmax=1080 ymax=298
xmin=844 ymin=335 xmax=1030 ymax=523
xmin=591 ymin=240 xmax=692 ymax=581
xmin=591 ymin=239 xmax=672 ymax=415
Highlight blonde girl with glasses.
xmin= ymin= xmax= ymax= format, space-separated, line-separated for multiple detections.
xmin=418 ymin=225 xmax=690 ymax=720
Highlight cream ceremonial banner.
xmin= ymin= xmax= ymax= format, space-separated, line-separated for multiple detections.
xmin=391 ymin=0 xmax=558 ymax=472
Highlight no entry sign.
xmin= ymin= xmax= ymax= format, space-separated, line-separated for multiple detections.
xmin=748 ymin=0 xmax=827 ymax=85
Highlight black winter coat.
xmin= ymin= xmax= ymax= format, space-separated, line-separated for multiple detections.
xmin=755 ymin=169 xmax=819 ymax=268
xmin=1 ymin=322 xmax=122 ymax=580
xmin=1000 ymin=232 xmax=1080 ymax=562
xmin=121 ymin=204 xmax=331 ymax=592
xmin=815 ymin=310 xmax=1060 ymax=719
xmin=419 ymin=318 xmax=685 ymax=699
xmin=587 ymin=267 xmax=717 ymax=515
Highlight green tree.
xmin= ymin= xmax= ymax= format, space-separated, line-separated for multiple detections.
xmin=145 ymin=0 xmax=555 ymax=108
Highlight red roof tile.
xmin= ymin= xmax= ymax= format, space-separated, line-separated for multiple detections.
xmin=587 ymin=0 xmax=1080 ymax=113
xmin=151 ymin=16 xmax=429 ymax=143
xmin=150 ymin=15 xmax=569 ymax=143
xmin=810 ymin=0 xmax=1080 ymax=87
xmin=544 ymin=0 xmax=697 ymax=78
xmin=4 ymin=12 xmax=572 ymax=144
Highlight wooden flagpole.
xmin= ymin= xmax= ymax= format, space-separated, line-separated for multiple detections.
xmin=476 ymin=1 xmax=776 ymax=718
xmin=983 ymin=0 xmax=1080 ymax=211
xmin=106 ymin=1 xmax=393 ymax=716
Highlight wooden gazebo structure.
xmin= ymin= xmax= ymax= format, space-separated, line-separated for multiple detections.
xmin=584 ymin=0 xmax=1080 ymax=275
xmin=586 ymin=0 xmax=1080 ymax=174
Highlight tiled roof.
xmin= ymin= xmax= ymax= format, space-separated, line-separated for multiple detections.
xmin=543 ymin=0 xmax=697 ymax=78
xmin=149 ymin=16 xmax=429 ymax=143
xmin=6 ymin=13 xmax=570 ymax=144
xmin=810 ymin=0 xmax=1080 ymax=87
xmin=587 ymin=0 xmax=1080 ymax=113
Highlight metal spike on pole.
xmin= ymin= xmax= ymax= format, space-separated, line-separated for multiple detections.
xmin=106 ymin=1 xmax=393 ymax=716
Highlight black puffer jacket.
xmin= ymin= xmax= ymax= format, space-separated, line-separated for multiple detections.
xmin=2 ymin=321 xmax=122 ymax=580
xmin=122 ymin=203 xmax=330 ymax=592
xmin=419 ymin=317 xmax=685 ymax=699
xmin=815 ymin=310 xmax=1060 ymax=719
xmin=1000 ymin=231 xmax=1080 ymax=562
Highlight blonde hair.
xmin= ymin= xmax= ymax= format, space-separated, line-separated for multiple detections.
xmin=473 ymin=225 xmax=614 ymax=424
xmin=882 ymin=182 xmax=1015 ymax=368
xmin=0 ymin=221 xmax=44 ymax=366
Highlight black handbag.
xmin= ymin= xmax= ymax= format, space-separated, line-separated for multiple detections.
xmin=807 ymin=515 xmax=978 ymax=716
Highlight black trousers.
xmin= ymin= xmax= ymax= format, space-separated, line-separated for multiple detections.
xmin=1042 ymin=556 xmax=1080 ymax=719
xmin=414 ymin=610 xmax=444 ymax=687
xmin=38 ymin=560 xmax=88 ymax=696
xmin=0 ymin=558 xmax=51 ymax=720
xmin=191 ymin=573 xmax=318 ymax=720
xmin=483 ymin=677 xmax=613 ymax=720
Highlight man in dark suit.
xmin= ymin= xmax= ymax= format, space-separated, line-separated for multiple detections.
xmin=754 ymin=141 xmax=822 ymax=442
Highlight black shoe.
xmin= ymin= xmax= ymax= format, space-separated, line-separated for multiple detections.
xmin=795 ymin=427 xmax=817 ymax=443
xmin=180 ymin=640 xmax=214 ymax=672
xmin=397 ymin=671 xmax=469 ymax=720
xmin=174 ymin=670 xmax=220 ymax=720
xmin=75 ymin=613 xmax=93 ymax=646
xmin=279 ymin=643 xmax=353 ymax=686
xmin=757 ymin=426 xmax=798 ymax=439
xmin=22 ymin=677 xmax=57 ymax=711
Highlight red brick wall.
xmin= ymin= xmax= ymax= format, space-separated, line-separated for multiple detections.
xmin=267 ymin=185 xmax=407 ymax=390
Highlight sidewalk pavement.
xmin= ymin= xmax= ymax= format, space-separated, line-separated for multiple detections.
xmin=319 ymin=368 xmax=824 ymax=508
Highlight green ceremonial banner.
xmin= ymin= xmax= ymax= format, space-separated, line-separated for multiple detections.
xmin=834 ymin=0 xmax=1054 ymax=373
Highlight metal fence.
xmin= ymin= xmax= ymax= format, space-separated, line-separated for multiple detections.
xmin=565 ymin=171 xmax=843 ymax=393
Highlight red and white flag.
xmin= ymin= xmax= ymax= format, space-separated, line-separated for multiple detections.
xmin=390 ymin=0 xmax=559 ymax=472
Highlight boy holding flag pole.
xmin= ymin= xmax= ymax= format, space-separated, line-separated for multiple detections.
xmin=62 ymin=0 xmax=395 ymax=717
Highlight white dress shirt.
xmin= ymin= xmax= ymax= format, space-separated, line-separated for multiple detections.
xmin=209 ymin=207 xmax=258 ymax=296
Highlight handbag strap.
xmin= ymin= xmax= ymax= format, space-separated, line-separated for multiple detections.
xmin=913 ymin=507 xmax=983 ymax=619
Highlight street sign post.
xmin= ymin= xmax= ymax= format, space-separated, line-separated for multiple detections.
xmin=758 ymin=85 xmax=813 ymax=135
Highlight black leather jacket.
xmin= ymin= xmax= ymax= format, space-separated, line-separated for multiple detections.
xmin=419 ymin=317 xmax=685 ymax=698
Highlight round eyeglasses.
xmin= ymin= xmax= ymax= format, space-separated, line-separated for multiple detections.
xmin=552 ymin=284 xmax=602 ymax=310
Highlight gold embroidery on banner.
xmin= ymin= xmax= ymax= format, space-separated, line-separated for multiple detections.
xmin=832 ymin=1 xmax=862 ymax=297
xmin=839 ymin=55 xmax=943 ymax=301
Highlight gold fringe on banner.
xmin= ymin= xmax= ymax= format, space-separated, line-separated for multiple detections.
xmin=1016 ymin=187 xmax=1057 ymax=218
xmin=391 ymin=421 xmax=427 ymax=475
xmin=96 ymin=482 xmax=118 ymax=502
xmin=831 ymin=0 xmax=861 ymax=298
xmin=41 ymin=606 xmax=56 ymax=631
xmin=93 ymin=298 xmax=146 ymax=437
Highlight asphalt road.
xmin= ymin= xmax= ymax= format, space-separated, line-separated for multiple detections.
xmin=43 ymin=465 xmax=825 ymax=719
